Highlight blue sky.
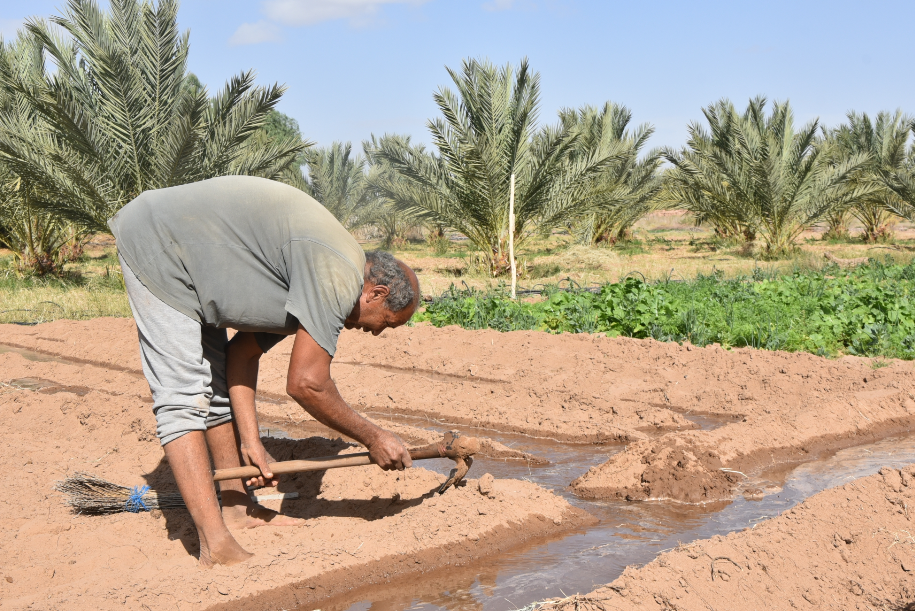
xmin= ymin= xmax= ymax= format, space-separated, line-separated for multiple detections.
xmin=3 ymin=0 xmax=913 ymax=153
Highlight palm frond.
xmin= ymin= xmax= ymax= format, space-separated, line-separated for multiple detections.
xmin=1 ymin=0 xmax=307 ymax=232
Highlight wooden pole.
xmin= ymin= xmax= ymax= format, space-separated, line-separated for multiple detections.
xmin=509 ymin=173 xmax=517 ymax=299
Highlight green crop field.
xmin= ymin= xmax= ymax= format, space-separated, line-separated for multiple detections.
xmin=418 ymin=257 xmax=915 ymax=360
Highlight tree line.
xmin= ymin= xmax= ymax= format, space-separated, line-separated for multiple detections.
xmin=2 ymin=0 xmax=915 ymax=276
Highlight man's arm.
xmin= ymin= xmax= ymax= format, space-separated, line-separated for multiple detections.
xmin=286 ymin=324 xmax=412 ymax=470
xmin=225 ymin=332 xmax=278 ymax=488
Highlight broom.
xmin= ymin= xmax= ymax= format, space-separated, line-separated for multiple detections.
xmin=55 ymin=472 xmax=300 ymax=515
xmin=55 ymin=472 xmax=185 ymax=515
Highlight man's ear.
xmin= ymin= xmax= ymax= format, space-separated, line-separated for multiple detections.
xmin=367 ymin=283 xmax=390 ymax=303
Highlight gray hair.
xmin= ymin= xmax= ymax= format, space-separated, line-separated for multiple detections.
xmin=365 ymin=250 xmax=417 ymax=312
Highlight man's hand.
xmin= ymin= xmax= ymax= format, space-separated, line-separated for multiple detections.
xmin=239 ymin=440 xmax=280 ymax=488
xmin=366 ymin=429 xmax=413 ymax=471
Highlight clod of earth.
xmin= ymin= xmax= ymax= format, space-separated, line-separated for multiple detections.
xmin=478 ymin=472 xmax=494 ymax=496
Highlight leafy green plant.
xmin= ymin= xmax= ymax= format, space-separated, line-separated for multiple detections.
xmin=420 ymin=283 xmax=539 ymax=332
xmin=418 ymin=258 xmax=915 ymax=360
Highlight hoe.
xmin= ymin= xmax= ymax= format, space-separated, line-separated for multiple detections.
xmin=56 ymin=431 xmax=479 ymax=515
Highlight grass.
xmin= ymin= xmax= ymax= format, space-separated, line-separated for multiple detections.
xmin=0 ymin=240 xmax=131 ymax=324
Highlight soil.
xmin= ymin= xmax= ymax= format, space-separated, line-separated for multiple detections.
xmin=3 ymin=319 xmax=915 ymax=609
xmin=3 ymin=320 xmax=914 ymax=505
xmin=0 ymin=349 xmax=591 ymax=610
xmin=553 ymin=465 xmax=915 ymax=610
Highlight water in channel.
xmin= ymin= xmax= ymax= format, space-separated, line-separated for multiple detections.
xmin=260 ymin=416 xmax=915 ymax=611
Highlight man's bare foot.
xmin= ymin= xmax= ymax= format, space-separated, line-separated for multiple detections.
xmin=220 ymin=490 xmax=306 ymax=530
xmin=198 ymin=531 xmax=253 ymax=569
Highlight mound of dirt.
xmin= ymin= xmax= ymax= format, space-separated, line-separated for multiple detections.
xmin=0 ymin=351 xmax=592 ymax=610
xmin=554 ymin=465 xmax=915 ymax=610
xmin=574 ymin=438 xmax=735 ymax=503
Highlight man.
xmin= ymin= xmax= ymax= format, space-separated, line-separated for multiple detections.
xmin=109 ymin=175 xmax=420 ymax=567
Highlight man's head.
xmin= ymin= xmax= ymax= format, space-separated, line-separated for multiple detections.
xmin=344 ymin=251 xmax=420 ymax=336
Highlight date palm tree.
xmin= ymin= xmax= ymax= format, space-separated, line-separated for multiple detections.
xmin=0 ymin=0 xmax=307 ymax=233
xmin=363 ymin=134 xmax=431 ymax=247
xmin=664 ymin=97 xmax=873 ymax=256
xmin=369 ymin=58 xmax=615 ymax=272
xmin=830 ymin=111 xmax=911 ymax=242
xmin=880 ymin=143 xmax=915 ymax=221
xmin=296 ymin=142 xmax=381 ymax=231
xmin=0 ymin=31 xmax=87 ymax=274
xmin=558 ymin=103 xmax=662 ymax=245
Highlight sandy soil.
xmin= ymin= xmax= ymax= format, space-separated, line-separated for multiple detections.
xmin=554 ymin=465 xmax=915 ymax=610
xmin=4 ymin=319 xmax=915 ymax=608
xmin=0 ymin=351 xmax=590 ymax=610
xmin=0 ymin=319 xmax=701 ymax=442
xmin=3 ymin=320 xmax=914 ymax=504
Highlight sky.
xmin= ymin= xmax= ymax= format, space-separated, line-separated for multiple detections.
xmin=3 ymin=0 xmax=914 ymax=154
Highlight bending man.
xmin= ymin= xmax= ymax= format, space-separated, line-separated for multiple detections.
xmin=109 ymin=176 xmax=419 ymax=567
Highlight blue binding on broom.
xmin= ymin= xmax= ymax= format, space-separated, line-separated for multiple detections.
xmin=125 ymin=485 xmax=150 ymax=513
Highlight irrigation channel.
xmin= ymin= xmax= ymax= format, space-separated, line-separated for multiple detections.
xmin=2 ymin=341 xmax=913 ymax=609
xmin=260 ymin=415 xmax=915 ymax=611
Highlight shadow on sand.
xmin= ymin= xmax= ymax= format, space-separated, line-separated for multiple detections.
xmin=141 ymin=435 xmax=429 ymax=557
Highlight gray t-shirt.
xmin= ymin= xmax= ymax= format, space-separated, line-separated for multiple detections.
xmin=108 ymin=176 xmax=365 ymax=357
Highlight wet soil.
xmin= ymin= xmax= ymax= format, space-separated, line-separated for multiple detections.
xmin=554 ymin=463 xmax=915 ymax=610
xmin=238 ymin=420 xmax=915 ymax=610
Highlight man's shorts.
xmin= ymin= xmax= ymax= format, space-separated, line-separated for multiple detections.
xmin=119 ymin=254 xmax=232 ymax=445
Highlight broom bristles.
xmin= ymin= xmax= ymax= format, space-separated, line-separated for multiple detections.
xmin=55 ymin=472 xmax=185 ymax=515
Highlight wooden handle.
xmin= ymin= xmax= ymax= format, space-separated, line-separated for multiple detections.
xmin=213 ymin=446 xmax=447 ymax=482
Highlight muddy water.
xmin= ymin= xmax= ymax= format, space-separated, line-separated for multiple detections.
xmin=261 ymin=417 xmax=915 ymax=611
xmin=2 ymin=377 xmax=91 ymax=396
xmin=0 ymin=343 xmax=69 ymax=363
